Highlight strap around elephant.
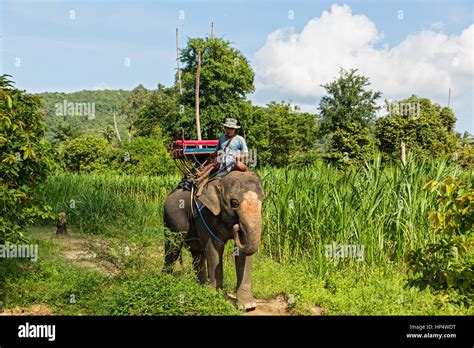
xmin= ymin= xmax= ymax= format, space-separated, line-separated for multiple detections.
xmin=193 ymin=199 xmax=223 ymax=245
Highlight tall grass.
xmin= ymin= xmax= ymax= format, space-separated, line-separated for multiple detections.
xmin=35 ymin=174 xmax=180 ymax=237
xmin=260 ymin=155 xmax=469 ymax=271
xmin=35 ymin=157 xmax=470 ymax=271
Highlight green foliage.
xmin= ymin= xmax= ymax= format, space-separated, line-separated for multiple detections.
xmin=375 ymin=96 xmax=458 ymax=160
xmin=120 ymin=84 xmax=151 ymax=126
xmin=105 ymin=275 xmax=239 ymax=315
xmin=408 ymin=178 xmax=473 ymax=302
xmin=323 ymin=122 xmax=377 ymax=166
xmin=178 ymin=36 xmax=255 ymax=138
xmin=0 ymin=74 xmax=54 ymax=243
xmin=58 ymin=129 xmax=176 ymax=176
xmin=248 ymin=103 xmax=317 ymax=167
xmin=135 ymin=85 xmax=183 ymax=137
xmin=455 ymin=141 xmax=474 ymax=169
xmin=180 ymin=36 xmax=254 ymax=107
xmin=318 ymin=69 xmax=381 ymax=165
xmin=60 ymin=135 xmax=111 ymax=173
xmin=318 ymin=68 xmax=381 ymax=134
xmin=50 ymin=123 xmax=81 ymax=144
xmin=259 ymin=156 xmax=465 ymax=266
xmin=109 ymin=133 xmax=176 ymax=176
xmin=37 ymin=89 xmax=130 ymax=142
xmin=35 ymin=174 xmax=178 ymax=235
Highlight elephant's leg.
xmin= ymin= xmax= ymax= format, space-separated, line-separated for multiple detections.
xmin=163 ymin=188 xmax=191 ymax=274
xmin=163 ymin=237 xmax=183 ymax=274
xmin=235 ymin=254 xmax=257 ymax=310
xmin=191 ymin=249 xmax=207 ymax=284
xmin=205 ymin=240 xmax=224 ymax=290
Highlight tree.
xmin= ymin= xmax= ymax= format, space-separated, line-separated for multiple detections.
xmin=0 ymin=74 xmax=53 ymax=243
xmin=51 ymin=122 xmax=81 ymax=143
xmin=318 ymin=68 xmax=381 ymax=135
xmin=375 ymin=96 xmax=458 ymax=160
xmin=109 ymin=128 xmax=177 ymax=176
xmin=101 ymin=125 xmax=116 ymax=143
xmin=323 ymin=122 xmax=377 ymax=166
xmin=178 ymin=36 xmax=255 ymax=138
xmin=120 ymin=84 xmax=152 ymax=139
xmin=60 ymin=135 xmax=111 ymax=173
xmin=318 ymin=68 xmax=381 ymax=165
xmin=248 ymin=102 xmax=317 ymax=167
xmin=135 ymin=84 xmax=183 ymax=138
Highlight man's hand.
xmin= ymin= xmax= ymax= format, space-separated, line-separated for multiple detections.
xmin=235 ymin=161 xmax=248 ymax=172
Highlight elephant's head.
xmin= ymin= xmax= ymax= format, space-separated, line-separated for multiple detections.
xmin=198 ymin=171 xmax=264 ymax=255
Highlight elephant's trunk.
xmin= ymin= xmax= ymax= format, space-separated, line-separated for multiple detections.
xmin=232 ymin=194 xmax=262 ymax=255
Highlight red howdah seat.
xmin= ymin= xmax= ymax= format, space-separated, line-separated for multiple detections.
xmin=171 ymin=139 xmax=218 ymax=160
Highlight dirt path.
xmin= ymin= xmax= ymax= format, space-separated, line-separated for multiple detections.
xmin=243 ymin=295 xmax=293 ymax=316
xmin=41 ymin=232 xmax=118 ymax=275
xmin=0 ymin=304 xmax=52 ymax=316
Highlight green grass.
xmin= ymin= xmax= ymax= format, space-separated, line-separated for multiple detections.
xmin=19 ymin=157 xmax=472 ymax=314
xmin=1 ymin=227 xmax=471 ymax=315
xmin=35 ymin=173 xmax=179 ymax=237
xmin=260 ymin=156 xmax=471 ymax=268
xmin=0 ymin=227 xmax=240 ymax=316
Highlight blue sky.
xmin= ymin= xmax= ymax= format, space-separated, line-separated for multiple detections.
xmin=1 ymin=0 xmax=473 ymax=132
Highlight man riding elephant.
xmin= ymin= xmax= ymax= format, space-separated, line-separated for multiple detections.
xmin=212 ymin=118 xmax=249 ymax=175
xmin=163 ymin=118 xmax=263 ymax=310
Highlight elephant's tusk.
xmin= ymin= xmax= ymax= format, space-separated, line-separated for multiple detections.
xmin=232 ymin=224 xmax=245 ymax=249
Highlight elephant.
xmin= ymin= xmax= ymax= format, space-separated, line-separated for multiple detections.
xmin=162 ymin=170 xmax=264 ymax=310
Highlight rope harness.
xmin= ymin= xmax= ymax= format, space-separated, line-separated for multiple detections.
xmin=193 ymin=199 xmax=223 ymax=245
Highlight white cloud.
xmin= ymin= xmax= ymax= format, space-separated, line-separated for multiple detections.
xmin=254 ymin=4 xmax=474 ymax=131
xmin=93 ymin=82 xmax=110 ymax=90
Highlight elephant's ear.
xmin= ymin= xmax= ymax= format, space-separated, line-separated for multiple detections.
xmin=197 ymin=179 xmax=221 ymax=216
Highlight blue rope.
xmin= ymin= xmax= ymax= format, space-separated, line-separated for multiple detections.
xmin=194 ymin=200 xmax=223 ymax=244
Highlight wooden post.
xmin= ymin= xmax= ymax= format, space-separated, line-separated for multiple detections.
xmin=211 ymin=22 xmax=215 ymax=38
xmin=56 ymin=212 xmax=67 ymax=235
xmin=195 ymin=49 xmax=202 ymax=141
xmin=176 ymin=28 xmax=183 ymax=95
xmin=401 ymin=142 xmax=406 ymax=165
xmin=113 ymin=112 xmax=122 ymax=142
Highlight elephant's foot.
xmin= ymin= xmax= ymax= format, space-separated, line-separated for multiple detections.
xmin=236 ymin=290 xmax=257 ymax=311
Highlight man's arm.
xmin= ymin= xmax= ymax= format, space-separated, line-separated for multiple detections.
xmin=209 ymin=134 xmax=224 ymax=162
xmin=235 ymin=136 xmax=249 ymax=171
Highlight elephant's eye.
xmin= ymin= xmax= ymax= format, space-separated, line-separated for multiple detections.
xmin=231 ymin=199 xmax=240 ymax=209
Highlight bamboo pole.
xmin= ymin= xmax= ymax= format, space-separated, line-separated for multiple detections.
xmin=176 ymin=28 xmax=182 ymax=95
xmin=195 ymin=49 xmax=202 ymax=141
xmin=401 ymin=142 xmax=406 ymax=165
xmin=113 ymin=112 xmax=122 ymax=142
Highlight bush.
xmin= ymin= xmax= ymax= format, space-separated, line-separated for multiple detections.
xmin=103 ymin=274 xmax=239 ymax=315
xmin=110 ymin=132 xmax=176 ymax=176
xmin=60 ymin=135 xmax=111 ymax=173
xmin=322 ymin=122 xmax=377 ymax=166
xmin=375 ymin=96 xmax=458 ymax=161
xmin=0 ymin=75 xmax=54 ymax=243
xmin=408 ymin=177 xmax=473 ymax=304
